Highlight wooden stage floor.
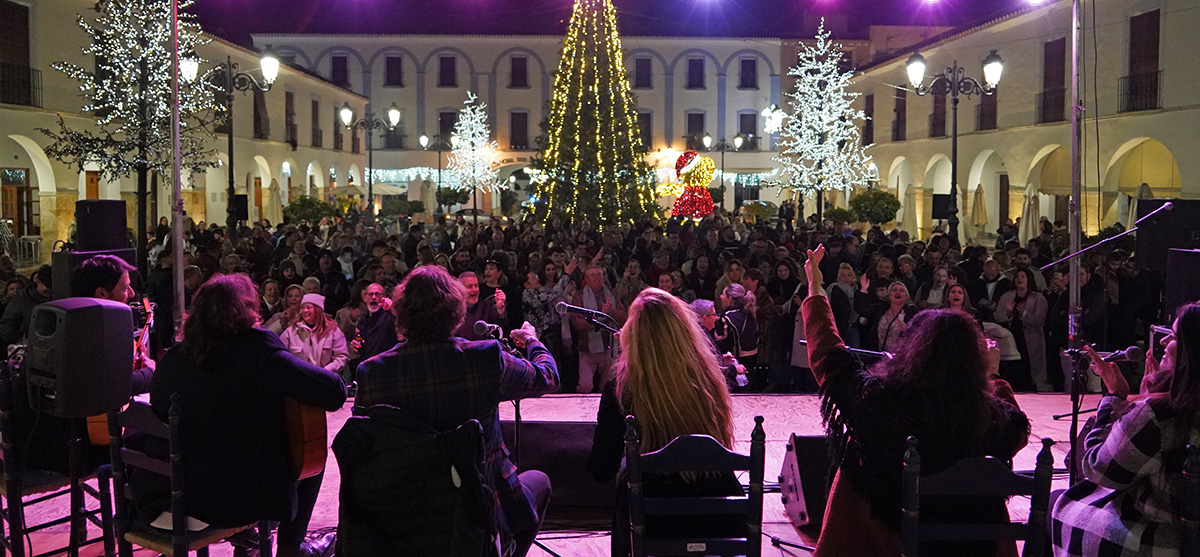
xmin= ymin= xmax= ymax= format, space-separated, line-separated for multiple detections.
xmin=30 ymin=392 xmax=1093 ymax=556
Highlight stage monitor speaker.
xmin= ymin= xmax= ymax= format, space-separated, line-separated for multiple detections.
xmin=1136 ymin=199 xmax=1200 ymax=272
xmin=51 ymin=248 xmax=139 ymax=301
xmin=74 ymin=199 xmax=128 ymax=252
xmin=931 ymin=194 xmax=953 ymax=220
xmin=1165 ymin=248 xmax=1200 ymax=321
xmin=231 ymin=194 xmax=250 ymax=221
xmin=500 ymin=420 xmax=616 ymax=522
xmin=25 ymin=298 xmax=134 ymax=418
xmin=779 ymin=433 xmax=831 ymax=528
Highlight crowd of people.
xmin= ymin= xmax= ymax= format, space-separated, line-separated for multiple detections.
xmin=0 ymin=204 xmax=1189 ymax=557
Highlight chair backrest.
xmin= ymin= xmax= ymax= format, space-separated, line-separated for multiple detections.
xmin=624 ymin=414 xmax=765 ymax=557
xmin=332 ymin=405 xmax=498 ymax=557
xmin=901 ymin=436 xmax=1055 ymax=557
xmin=108 ymin=397 xmax=190 ymax=557
xmin=1180 ymin=444 xmax=1200 ymax=557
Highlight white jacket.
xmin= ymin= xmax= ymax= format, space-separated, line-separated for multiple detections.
xmin=279 ymin=320 xmax=350 ymax=373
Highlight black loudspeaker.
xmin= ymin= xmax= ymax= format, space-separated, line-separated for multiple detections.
xmin=1136 ymin=199 xmax=1200 ymax=272
xmin=231 ymin=195 xmax=250 ymax=221
xmin=500 ymin=420 xmax=617 ymax=521
xmin=74 ymin=199 xmax=128 ymax=252
xmin=1165 ymin=249 xmax=1200 ymax=321
xmin=779 ymin=433 xmax=832 ymax=528
xmin=931 ymin=194 xmax=953 ymax=220
xmin=51 ymin=248 xmax=138 ymax=301
xmin=25 ymin=298 xmax=134 ymax=418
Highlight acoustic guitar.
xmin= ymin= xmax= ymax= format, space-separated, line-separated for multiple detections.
xmin=284 ymin=398 xmax=328 ymax=481
xmin=86 ymin=296 xmax=155 ymax=446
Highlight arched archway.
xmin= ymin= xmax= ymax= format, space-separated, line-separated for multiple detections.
xmin=1028 ymin=144 xmax=1073 ymax=230
xmin=306 ymin=162 xmax=325 ymax=199
xmin=967 ymin=150 xmax=1008 ymax=237
xmin=887 ymin=157 xmax=913 ymax=224
xmin=1103 ymin=137 xmax=1181 ymax=196
xmin=4 ymin=135 xmax=59 ymax=260
xmin=281 ymin=158 xmax=298 ymax=205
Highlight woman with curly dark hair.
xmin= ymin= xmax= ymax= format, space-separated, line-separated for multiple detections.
xmin=799 ymin=246 xmax=1030 ymax=556
xmin=685 ymin=254 xmax=719 ymax=301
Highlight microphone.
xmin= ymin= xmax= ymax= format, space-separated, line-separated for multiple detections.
xmin=555 ymin=301 xmax=609 ymax=318
xmin=1098 ymin=346 xmax=1145 ymax=363
xmin=473 ymin=320 xmax=502 ymax=339
xmin=1164 ymin=201 xmax=1174 ymax=211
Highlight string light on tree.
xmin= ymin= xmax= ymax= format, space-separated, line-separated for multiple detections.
xmin=40 ymin=0 xmax=221 ymax=275
xmin=528 ymin=0 xmax=659 ymax=227
xmin=446 ymin=92 xmax=504 ymax=195
xmin=772 ymin=19 xmax=873 ymax=213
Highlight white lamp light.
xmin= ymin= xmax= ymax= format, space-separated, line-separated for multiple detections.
xmin=419 ymin=134 xmax=430 ymax=148
xmin=905 ymin=53 xmax=927 ymax=89
xmin=387 ymin=103 xmax=401 ymax=128
xmin=179 ymin=55 xmax=199 ymax=82
xmin=702 ymin=134 xmax=713 ymax=149
xmin=733 ymin=135 xmax=744 ymax=150
xmin=259 ymin=46 xmax=280 ymax=85
xmin=339 ymin=103 xmax=354 ymax=128
xmin=982 ymin=50 xmax=1004 ymax=88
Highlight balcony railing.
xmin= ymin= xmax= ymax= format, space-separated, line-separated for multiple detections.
xmin=383 ymin=132 xmax=407 ymax=150
xmin=508 ymin=141 xmax=530 ymax=151
xmin=312 ymin=128 xmax=323 ymax=148
xmin=285 ymin=122 xmax=298 ymax=148
xmin=683 ymin=134 xmax=706 ymax=151
xmin=351 ymin=133 xmax=361 ymax=154
xmin=975 ymin=103 xmax=998 ymax=131
xmin=891 ymin=119 xmax=906 ymax=142
xmin=928 ymin=112 xmax=947 ymax=138
xmin=1035 ymin=88 xmax=1066 ymax=124
xmin=333 ymin=131 xmax=344 ymax=151
xmin=1119 ymin=71 xmax=1161 ymax=113
xmin=0 ymin=63 xmax=41 ymax=108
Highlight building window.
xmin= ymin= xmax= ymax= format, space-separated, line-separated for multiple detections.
xmin=510 ymin=56 xmax=528 ymax=88
xmin=977 ymin=88 xmax=998 ymax=131
xmin=685 ymin=112 xmax=705 ymax=150
xmin=285 ymin=91 xmax=296 ymax=146
xmin=253 ymin=88 xmax=269 ymax=140
xmin=686 ymin=58 xmax=704 ymax=89
xmin=738 ymin=113 xmax=757 ymax=138
xmin=1122 ymin=9 xmax=1161 ymax=112
xmin=311 ymin=100 xmax=323 ymax=148
xmin=1037 ymin=38 xmax=1067 ymax=123
xmin=384 ymin=56 xmax=403 ymax=87
xmin=633 ymin=57 xmax=652 ymax=89
xmin=735 ymin=178 xmax=760 ymax=208
xmin=333 ymin=107 xmax=343 ymax=151
xmin=330 ymin=55 xmax=349 ymax=87
xmin=929 ymin=92 xmax=946 ymax=138
xmin=1 ymin=168 xmax=38 ymax=237
xmin=862 ymin=94 xmax=874 ymax=145
xmin=383 ymin=127 xmax=405 ymax=150
xmin=637 ymin=112 xmax=652 ymax=150
xmin=509 ymin=112 xmax=529 ymax=149
xmin=438 ymin=111 xmax=458 ymax=138
xmin=438 ymin=55 xmax=457 ymax=87
xmin=892 ymin=88 xmax=906 ymax=141
xmin=738 ymin=58 xmax=757 ymax=89
xmin=0 ymin=0 xmax=37 ymax=108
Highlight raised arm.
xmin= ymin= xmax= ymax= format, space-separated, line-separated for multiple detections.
xmin=801 ymin=247 xmax=849 ymax=388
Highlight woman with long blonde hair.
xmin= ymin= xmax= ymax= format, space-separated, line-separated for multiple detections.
xmin=587 ymin=287 xmax=740 ymax=556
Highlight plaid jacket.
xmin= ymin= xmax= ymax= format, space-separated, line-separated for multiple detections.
xmin=354 ymin=337 xmax=558 ymax=544
xmin=1051 ymin=395 xmax=1197 ymax=556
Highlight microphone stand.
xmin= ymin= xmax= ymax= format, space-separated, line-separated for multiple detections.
xmin=1038 ymin=202 xmax=1170 ymax=485
xmin=486 ymin=329 xmax=528 ymax=465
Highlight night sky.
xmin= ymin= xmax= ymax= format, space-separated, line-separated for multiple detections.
xmin=188 ymin=0 xmax=1032 ymax=46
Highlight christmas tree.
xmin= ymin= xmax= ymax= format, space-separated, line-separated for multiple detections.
xmin=528 ymin=0 xmax=658 ymax=227
xmin=446 ymin=92 xmax=503 ymax=217
xmin=40 ymin=0 xmax=221 ymax=273
xmin=773 ymin=20 xmax=873 ymax=215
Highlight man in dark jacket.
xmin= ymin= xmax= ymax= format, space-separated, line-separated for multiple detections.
xmin=308 ymin=249 xmax=349 ymax=314
xmin=968 ymin=260 xmax=1013 ymax=322
xmin=355 ymin=266 xmax=558 ymax=557
xmin=352 ymin=282 xmax=396 ymax=364
xmin=0 ymin=265 xmax=51 ymax=344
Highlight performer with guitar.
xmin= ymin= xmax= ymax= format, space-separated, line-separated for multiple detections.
xmin=142 ymin=274 xmax=345 ymax=557
xmin=71 ymin=255 xmax=155 ymax=392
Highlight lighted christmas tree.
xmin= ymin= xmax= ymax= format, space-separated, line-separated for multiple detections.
xmin=773 ymin=20 xmax=873 ymax=212
xmin=447 ymin=92 xmax=502 ymax=194
xmin=528 ymin=0 xmax=658 ymax=227
xmin=40 ymin=0 xmax=221 ymax=272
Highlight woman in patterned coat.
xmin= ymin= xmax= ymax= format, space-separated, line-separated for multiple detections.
xmin=1051 ymin=302 xmax=1200 ymax=556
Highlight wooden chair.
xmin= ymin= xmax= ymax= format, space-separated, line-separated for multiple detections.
xmin=107 ymin=398 xmax=272 ymax=557
xmin=624 ymin=415 xmax=765 ymax=557
xmin=901 ymin=436 xmax=1055 ymax=557
xmin=1180 ymin=444 xmax=1200 ymax=557
xmin=0 ymin=358 xmax=115 ymax=557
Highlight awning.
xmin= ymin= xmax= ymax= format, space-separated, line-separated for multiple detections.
xmin=329 ymin=183 xmax=407 ymax=197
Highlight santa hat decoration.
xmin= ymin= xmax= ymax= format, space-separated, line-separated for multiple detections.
xmin=675 ymin=151 xmax=700 ymax=180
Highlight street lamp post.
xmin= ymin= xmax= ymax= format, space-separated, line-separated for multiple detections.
xmin=211 ymin=49 xmax=279 ymax=233
xmin=906 ymin=50 xmax=1003 ymax=242
xmin=419 ymin=134 xmax=458 ymax=216
xmin=702 ymin=133 xmax=745 ymax=211
xmin=341 ymin=103 xmax=402 ymax=224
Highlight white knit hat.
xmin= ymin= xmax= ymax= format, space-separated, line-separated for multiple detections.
xmin=302 ymin=293 xmax=326 ymax=309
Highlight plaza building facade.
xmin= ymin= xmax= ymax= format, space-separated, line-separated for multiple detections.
xmin=849 ymin=0 xmax=1198 ymax=242
xmin=0 ymin=0 xmax=367 ymax=264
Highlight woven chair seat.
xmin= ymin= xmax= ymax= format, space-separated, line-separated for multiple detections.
xmin=124 ymin=524 xmax=254 ymax=556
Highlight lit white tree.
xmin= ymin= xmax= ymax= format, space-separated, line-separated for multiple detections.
xmin=773 ymin=20 xmax=873 ymax=204
xmin=40 ymin=0 xmax=221 ymax=271
xmin=447 ymin=92 xmax=504 ymax=194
